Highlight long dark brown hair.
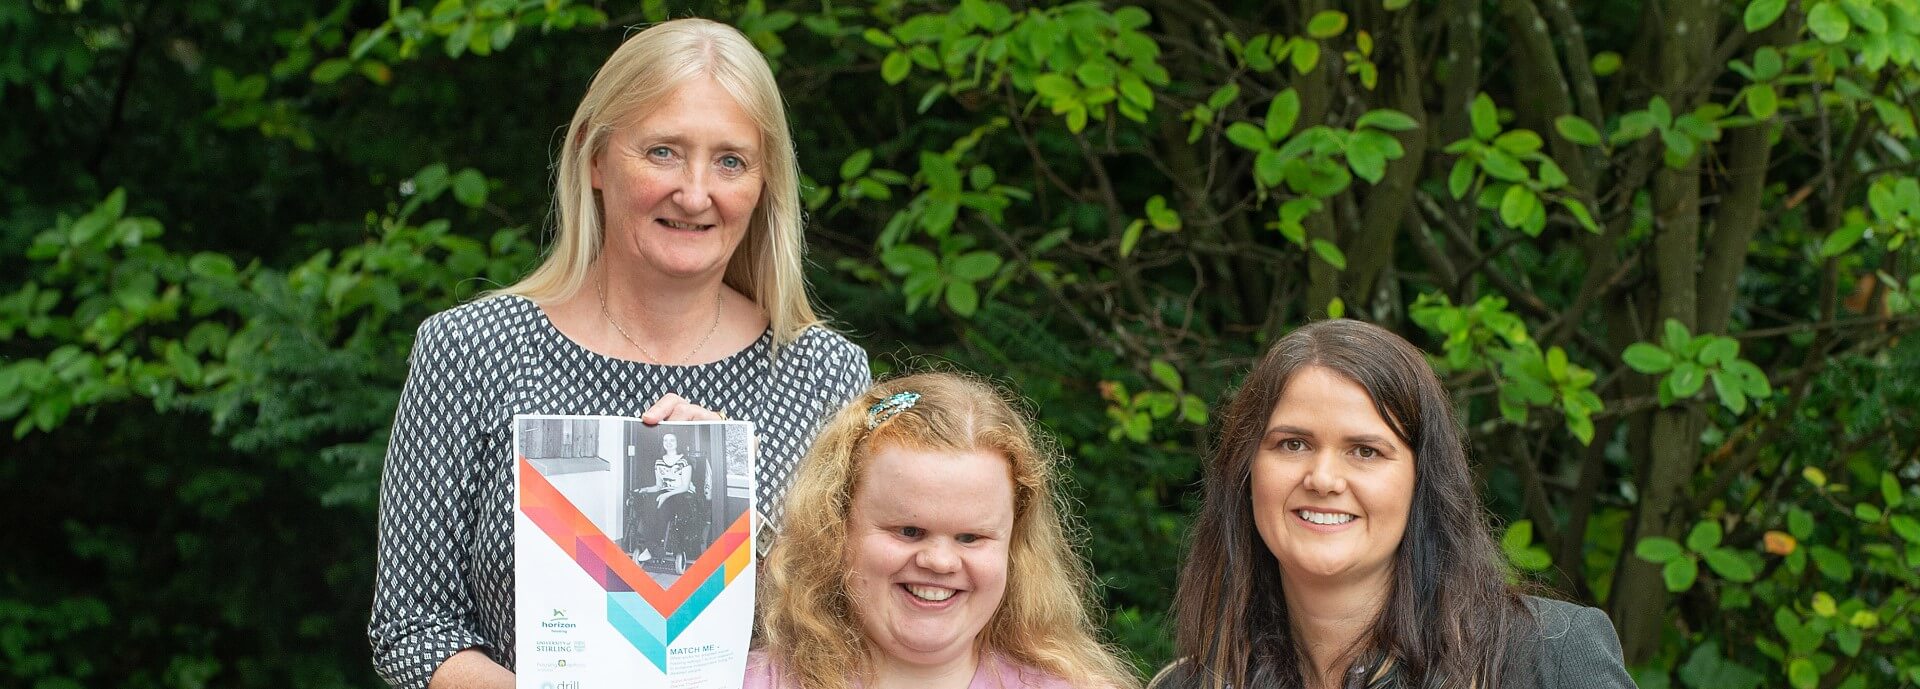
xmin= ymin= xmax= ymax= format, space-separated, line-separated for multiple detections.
xmin=1167 ymin=319 xmax=1529 ymax=688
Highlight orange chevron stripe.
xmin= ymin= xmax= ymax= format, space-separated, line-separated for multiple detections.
xmin=520 ymin=456 xmax=755 ymax=615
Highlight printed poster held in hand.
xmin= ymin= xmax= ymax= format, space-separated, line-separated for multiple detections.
xmin=513 ymin=415 xmax=757 ymax=689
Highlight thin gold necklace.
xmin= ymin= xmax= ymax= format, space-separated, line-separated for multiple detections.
xmin=598 ymin=270 xmax=723 ymax=366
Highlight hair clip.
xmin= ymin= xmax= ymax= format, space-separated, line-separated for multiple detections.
xmin=866 ymin=391 xmax=921 ymax=430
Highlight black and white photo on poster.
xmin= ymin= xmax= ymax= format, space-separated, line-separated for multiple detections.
xmin=515 ymin=416 xmax=753 ymax=590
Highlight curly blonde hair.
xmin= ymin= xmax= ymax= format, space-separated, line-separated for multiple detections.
xmin=758 ymin=372 xmax=1139 ymax=689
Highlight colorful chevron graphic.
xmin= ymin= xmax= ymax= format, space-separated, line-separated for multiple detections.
xmin=518 ymin=456 xmax=753 ymax=670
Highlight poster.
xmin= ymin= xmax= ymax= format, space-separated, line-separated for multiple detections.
xmin=513 ymin=415 xmax=757 ymax=689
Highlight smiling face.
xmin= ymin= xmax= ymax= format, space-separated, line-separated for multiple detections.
xmin=844 ymin=444 xmax=1014 ymax=670
xmin=661 ymin=433 xmax=678 ymax=455
xmin=1250 ymin=366 xmax=1416 ymax=586
xmin=591 ymin=75 xmax=763 ymax=282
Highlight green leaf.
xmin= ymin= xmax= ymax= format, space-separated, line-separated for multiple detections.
xmin=1788 ymin=658 xmax=1818 ymax=689
xmin=1591 ymin=51 xmax=1623 ymax=76
xmin=1207 ymin=83 xmax=1241 ymax=111
xmin=1311 ymin=239 xmax=1347 ymax=270
xmin=1266 ymin=89 xmax=1301 ymax=141
xmin=1150 ymin=360 xmax=1182 ymax=391
xmin=1074 ymin=60 xmax=1114 ymax=88
xmin=1636 ymin=536 xmax=1684 ymax=563
xmin=1499 ymin=184 xmax=1539 ymax=229
xmin=920 ymin=152 xmax=961 ymax=194
xmin=1502 ymin=520 xmax=1535 ymax=552
xmin=1808 ymin=1 xmax=1852 ymax=42
xmin=1840 ymin=0 xmax=1887 ymax=33
xmin=1182 ymin=395 xmax=1208 ymax=424
xmin=1119 ymin=219 xmax=1146 ymax=258
xmin=880 ymin=244 xmax=939 ymax=275
xmin=1669 ymin=362 xmax=1706 ymax=398
xmin=1663 ymin=319 xmax=1692 ymax=352
xmin=1788 ymin=508 xmax=1814 ymax=540
xmin=1113 ymin=6 xmax=1151 ymax=30
xmin=1448 ymin=157 xmax=1476 ymax=199
xmin=1746 ymin=0 xmax=1788 ymax=31
xmin=1254 ymin=150 xmax=1286 ymax=188
xmin=451 ymin=168 xmax=487 ymax=208
xmin=1687 ymin=520 xmax=1723 ymax=552
xmin=1821 ymin=223 xmax=1868 ymax=257
xmin=1889 ymin=514 xmax=1920 ymax=543
xmin=1712 ymin=370 xmax=1748 ymax=414
xmin=1810 ymin=545 xmax=1853 ymax=581
xmin=840 ymin=149 xmax=873 ymax=180
xmin=945 ymin=280 xmax=979 ymax=316
xmin=1146 ymin=195 xmax=1182 ymax=231
xmin=1478 ymin=150 xmax=1528 ymax=182
xmin=1226 ymin=122 xmax=1270 ymax=151
xmin=1470 ymin=93 xmax=1500 ymax=141
xmin=1753 ymin=48 xmax=1783 ymax=80
xmin=1663 ymin=556 xmax=1699 ymax=592
xmin=1679 ymin=641 xmax=1766 ymax=689
xmin=1613 ymin=111 xmax=1658 ymax=144
xmin=1554 ymin=115 xmax=1602 ymax=146
xmin=310 ymin=58 xmax=353 ymax=84
xmin=1290 ymin=39 xmax=1321 ymax=74
xmin=1562 ymin=198 xmax=1601 ymax=233
xmin=882 ymin=50 xmax=912 ymax=84
xmin=862 ymin=27 xmax=898 ymax=48
xmin=1306 ymin=10 xmax=1348 ymax=38
xmin=1699 ymin=336 xmax=1738 ymax=365
xmin=1703 ymin=548 xmax=1756 ymax=582
xmin=1854 ymin=502 xmax=1883 ymax=522
xmin=1119 ymin=77 xmax=1154 ymax=111
xmin=1746 ymin=84 xmax=1779 ymax=119
xmin=1882 ymin=472 xmax=1903 ymax=509
xmin=1355 ymin=109 xmax=1419 ymax=131
xmin=1728 ymin=359 xmax=1772 ymax=399
xmin=1033 ymin=73 xmax=1076 ymax=101
xmin=1346 ymin=130 xmax=1399 ymax=184
xmin=1493 ymin=130 xmax=1543 ymax=156
xmin=948 ymin=251 xmax=1001 ymax=281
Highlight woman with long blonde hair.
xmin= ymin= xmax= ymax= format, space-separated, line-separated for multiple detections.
xmin=755 ymin=373 xmax=1138 ymax=689
xmin=368 ymin=18 xmax=868 ymax=689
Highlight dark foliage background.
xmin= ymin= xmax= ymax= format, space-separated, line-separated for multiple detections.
xmin=5 ymin=1 xmax=1920 ymax=688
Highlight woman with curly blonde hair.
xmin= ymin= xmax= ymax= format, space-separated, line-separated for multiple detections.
xmin=752 ymin=372 xmax=1138 ymax=689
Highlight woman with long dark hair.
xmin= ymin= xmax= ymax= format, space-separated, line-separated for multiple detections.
xmin=1153 ymin=319 xmax=1634 ymax=689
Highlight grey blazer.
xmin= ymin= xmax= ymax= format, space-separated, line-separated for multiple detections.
xmin=1147 ymin=596 xmax=1636 ymax=689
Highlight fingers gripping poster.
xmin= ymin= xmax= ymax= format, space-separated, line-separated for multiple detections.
xmin=514 ymin=415 xmax=756 ymax=689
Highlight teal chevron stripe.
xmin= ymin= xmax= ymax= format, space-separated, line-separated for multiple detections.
xmin=607 ymin=592 xmax=667 ymax=670
xmin=667 ymin=567 xmax=727 ymax=639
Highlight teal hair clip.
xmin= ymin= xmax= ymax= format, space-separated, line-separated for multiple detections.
xmin=866 ymin=391 xmax=921 ymax=429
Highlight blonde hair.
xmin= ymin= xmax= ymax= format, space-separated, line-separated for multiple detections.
xmin=759 ymin=372 xmax=1140 ymax=689
xmin=490 ymin=18 xmax=819 ymax=349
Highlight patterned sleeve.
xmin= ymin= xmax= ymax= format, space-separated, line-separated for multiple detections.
xmin=817 ymin=332 xmax=872 ymax=417
xmin=368 ymin=311 xmax=494 ymax=689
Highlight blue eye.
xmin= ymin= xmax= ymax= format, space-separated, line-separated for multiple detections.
xmin=648 ymin=146 xmax=673 ymax=158
xmin=956 ymin=533 xmax=980 ymax=544
xmin=719 ymin=154 xmax=744 ymax=169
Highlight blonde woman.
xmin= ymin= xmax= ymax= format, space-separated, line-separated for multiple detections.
xmin=367 ymin=19 xmax=869 ymax=689
xmin=754 ymin=373 xmax=1139 ymax=689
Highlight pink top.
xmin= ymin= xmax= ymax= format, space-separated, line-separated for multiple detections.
xmin=742 ymin=649 xmax=1077 ymax=689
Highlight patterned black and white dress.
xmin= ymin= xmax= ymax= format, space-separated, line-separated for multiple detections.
xmin=366 ymin=296 xmax=869 ymax=689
